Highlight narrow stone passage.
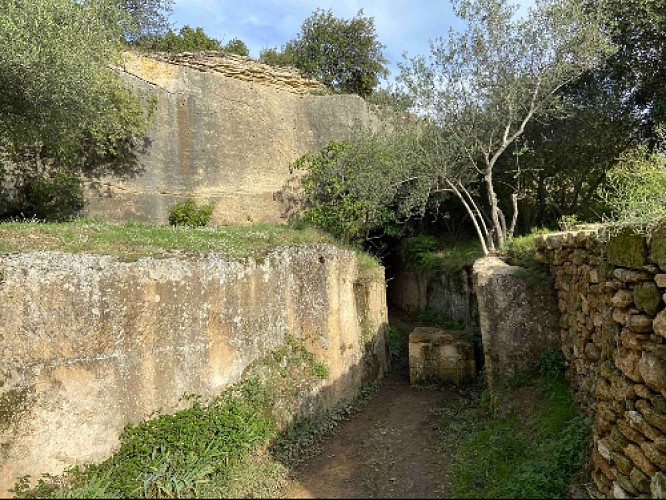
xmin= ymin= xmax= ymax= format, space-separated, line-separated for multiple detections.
xmin=284 ymin=326 xmax=473 ymax=499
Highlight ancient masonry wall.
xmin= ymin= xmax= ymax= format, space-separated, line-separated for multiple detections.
xmin=0 ymin=245 xmax=389 ymax=495
xmin=535 ymin=227 xmax=666 ymax=498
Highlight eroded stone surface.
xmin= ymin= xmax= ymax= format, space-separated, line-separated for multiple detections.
xmin=472 ymin=257 xmax=559 ymax=387
xmin=408 ymin=327 xmax=476 ymax=385
xmin=0 ymin=246 xmax=389 ymax=494
xmin=84 ymin=51 xmax=377 ymax=225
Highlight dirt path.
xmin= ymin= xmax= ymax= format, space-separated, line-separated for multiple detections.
xmin=285 ymin=356 xmax=467 ymax=499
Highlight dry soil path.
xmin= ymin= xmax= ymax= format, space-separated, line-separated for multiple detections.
xmin=284 ymin=356 xmax=469 ymax=499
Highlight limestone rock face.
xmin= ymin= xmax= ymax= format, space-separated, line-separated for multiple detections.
xmin=408 ymin=327 xmax=476 ymax=385
xmin=85 ymin=51 xmax=377 ymax=225
xmin=0 ymin=246 xmax=389 ymax=494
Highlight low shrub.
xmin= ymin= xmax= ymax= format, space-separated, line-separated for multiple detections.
xmin=168 ymin=198 xmax=214 ymax=227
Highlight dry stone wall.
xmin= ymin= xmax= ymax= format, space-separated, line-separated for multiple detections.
xmin=84 ymin=52 xmax=376 ymax=225
xmin=0 ymin=245 xmax=389 ymax=495
xmin=535 ymin=227 xmax=666 ymax=498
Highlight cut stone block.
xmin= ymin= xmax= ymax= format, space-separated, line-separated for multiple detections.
xmin=409 ymin=327 xmax=476 ymax=385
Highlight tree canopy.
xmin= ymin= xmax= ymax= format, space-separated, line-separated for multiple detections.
xmin=260 ymin=9 xmax=389 ymax=97
xmin=395 ymin=0 xmax=613 ymax=253
xmin=0 ymin=0 xmax=151 ymax=220
xmin=594 ymin=0 xmax=666 ymax=147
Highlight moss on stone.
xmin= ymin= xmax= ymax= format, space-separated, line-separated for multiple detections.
xmin=0 ymin=387 xmax=30 ymax=433
xmin=649 ymin=222 xmax=666 ymax=270
xmin=606 ymin=227 xmax=647 ymax=268
xmin=634 ymin=282 xmax=663 ymax=316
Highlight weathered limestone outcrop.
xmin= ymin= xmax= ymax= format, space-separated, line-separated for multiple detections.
xmin=389 ymin=267 xmax=477 ymax=329
xmin=139 ymin=51 xmax=327 ymax=95
xmin=535 ymin=226 xmax=666 ymax=498
xmin=472 ymin=257 xmax=560 ymax=387
xmin=84 ymin=52 xmax=376 ymax=225
xmin=0 ymin=245 xmax=389 ymax=494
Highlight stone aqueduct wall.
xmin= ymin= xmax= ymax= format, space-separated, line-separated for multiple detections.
xmin=0 ymin=245 xmax=389 ymax=495
xmin=535 ymin=228 xmax=666 ymax=498
xmin=83 ymin=52 xmax=376 ymax=225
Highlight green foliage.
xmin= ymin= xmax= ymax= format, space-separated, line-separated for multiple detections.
xmin=168 ymin=198 xmax=214 ymax=227
xmin=11 ymin=172 xmax=84 ymax=222
xmin=292 ymin=141 xmax=407 ymax=243
xmin=388 ymin=325 xmax=408 ymax=362
xmin=593 ymin=0 xmax=666 ymax=146
xmin=539 ymin=349 xmax=565 ymax=379
xmin=0 ymin=220 xmax=340 ymax=259
xmin=12 ymin=390 xmax=273 ymax=498
xmin=11 ymin=335 xmax=338 ymax=499
xmin=599 ymin=146 xmax=666 ymax=226
xmin=261 ymin=9 xmax=388 ymax=97
xmin=311 ymin=361 xmax=329 ymax=380
xmin=0 ymin=0 xmax=151 ymax=220
xmin=503 ymin=230 xmax=553 ymax=286
xmin=118 ymin=0 xmax=173 ymax=42
xmin=558 ymin=214 xmax=581 ymax=231
xmin=133 ymin=24 xmax=222 ymax=52
xmin=222 ymin=38 xmax=249 ymax=56
xmin=0 ymin=0 xmax=149 ymax=170
xmin=258 ymin=46 xmax=296 ymax=67
xmin=401 ymin=235 xmax=483 ymax=276
xmin=445 ymin=371 xmax=589 ymax=498
xmin=509 ymin=73 xmax=631 ymax=231
xmin=397 ymin=0 xmax=614 ymax=252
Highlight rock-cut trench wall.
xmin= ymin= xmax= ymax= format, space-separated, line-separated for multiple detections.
xmin=83 ymin=52 xmax=377 ymax=225
xmin=0 ymin=245 xmax=389 ymax=495
xmin=535 ymin=227 xmax=666 ymax=499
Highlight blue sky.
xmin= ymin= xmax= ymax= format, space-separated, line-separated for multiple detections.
xmin=170 ymin=0 xmax=534 ymax=83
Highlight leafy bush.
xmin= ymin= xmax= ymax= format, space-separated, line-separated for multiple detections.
xmin=223 ymin=38 xmax=249 ymax=56
xmin=292 ymin=141 xmax=404 ymax=243
xmin=599 ymin=146 xmax=666 ymax=226
xmin=11 ymin=335 xmax=330 ymax=499
xmin=7 ymin=172 xmax=84 ymax=222
xmin=260 ymin=9 xmax=388 ymax=97
xmin=388 ymin=325 xmax=408 ymax=362
xmin=134 ymin=25 xmax=222 ymax=52
xmin=168 ymin=198 xmax=214 ymax=227
xmin=539 ymin=349 xmax=565 ymax=378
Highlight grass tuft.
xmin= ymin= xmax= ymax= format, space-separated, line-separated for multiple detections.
xmin=438 ymin=350 xmax=590 ymax=499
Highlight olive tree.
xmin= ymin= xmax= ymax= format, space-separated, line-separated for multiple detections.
xmin=398 ymin=0 xmax=614 ymax=254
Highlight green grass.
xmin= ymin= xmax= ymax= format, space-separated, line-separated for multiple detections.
xmin=502 ymin=229 xmax=554 ymax=286
xmin=0 ymin=219 xmax=338 ymax=259
xmin=439 ymin=350 xmax=590 ymax=499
